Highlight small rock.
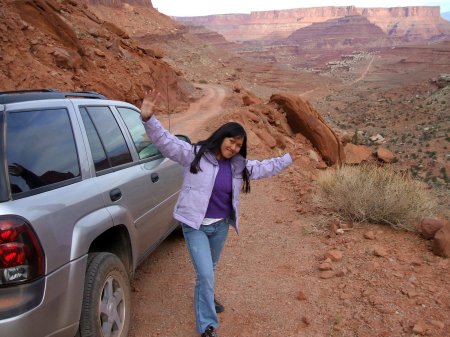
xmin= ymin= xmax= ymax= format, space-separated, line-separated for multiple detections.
xmin=364 ymin=230 xmax=376 ymax=240
xmin=301 ymin=316 xmax=311 ymax=326
xmin=412 ymin=321 xmax=427 ymax=335
xmin=330 ymin=222 xmax=339 ymax=234
xmin=335 ymin=269 xmax=347 ymax=277
xmin=373 ymin=246 xmax=388 ymax=257
xmin=319 ymin=262 xmax=333 ymax=271
xmin=393 ymin=272 xmax=403 ymax=278
xmin=407 ymin=289 xmax=419 ymax=298
xmin=296 ymin=291 xmax=307 ymax=301
xmin=411 ymin=260 xmax=422 ymax=267
xmin=325 ymin=250 xmax=343 ymax=262
xmin=430 ymin=320 xmax=445 ymax=329
xmin=363 ymin=261 xmax=380 ymax=272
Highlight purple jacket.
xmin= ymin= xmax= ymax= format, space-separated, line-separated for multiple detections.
xmin=143 ymin=116 xmax=293 ymax=233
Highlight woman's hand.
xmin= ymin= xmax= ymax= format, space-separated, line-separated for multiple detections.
xmin=289 ymin=146 xmax=301 ymax=162
xmin=140 ymin=91 xmax=159 ymax=122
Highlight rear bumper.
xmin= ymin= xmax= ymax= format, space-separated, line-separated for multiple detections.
xmin=0 ymin=256 xmax=87 ymax=337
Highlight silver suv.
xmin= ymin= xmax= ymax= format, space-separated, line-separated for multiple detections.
xmin=0 ymin=89 xmax=186 ymax=337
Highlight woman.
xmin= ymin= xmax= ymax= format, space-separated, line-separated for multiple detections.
xmin=140 ymin=95 xmax=293 ymax=337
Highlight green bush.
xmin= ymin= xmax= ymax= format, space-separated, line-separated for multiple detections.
xmin=315 ymin=164 xmax=438 ymax=231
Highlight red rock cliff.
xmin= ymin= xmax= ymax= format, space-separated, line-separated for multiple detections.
xmin=175 ymin=6 xmax=448 ymax=42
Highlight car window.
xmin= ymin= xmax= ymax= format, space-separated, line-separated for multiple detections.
xmin=117 ymin=107 xmax=161 ymax=160
xmin=6 ymin=108 xmax=80 ymax=195
xmin=80 ymin=108 xmax=110 ymax=171
xmin=80 ymin=106 xmax=132 ymax=171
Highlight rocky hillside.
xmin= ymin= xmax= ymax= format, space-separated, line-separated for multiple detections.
xmin=0 ymin=0 xmax=192 ymax=108
xmin=175 ymin=6 xmax=450 ymax=43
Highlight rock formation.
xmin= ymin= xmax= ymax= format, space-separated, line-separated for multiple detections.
xmin=175 ymin=6 xmax=450 ymax=43
xmin=269 ymin=94 xmax=345 ymax=165
xmin=0 ymin=0 xmax=191 ymax=107
xmin=284 ymin=15 xmax=392 ymax=49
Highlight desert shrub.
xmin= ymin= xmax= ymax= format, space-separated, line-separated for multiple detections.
xmin=315 ymin=164 xmax=438 ymax=231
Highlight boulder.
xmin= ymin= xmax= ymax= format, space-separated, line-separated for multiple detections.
xmin=420 ymin=217 xmax=445 ymax=239
xmin=269 ymin=94 xmax=344 ymax=165
xmin=343 ymin=143 xmax=372 ymax=164
xmin=436 ymin=74 xmax=450 ymax=88
xmin=432 ymin=221 xmax=450 ymax=257
xmin=376 ymin=147 xmax=395 ymax=163
xmin=369 ymin=134 xmax=385 ymax=144
xmin=340 ymin=132 xmax=353 ymax=145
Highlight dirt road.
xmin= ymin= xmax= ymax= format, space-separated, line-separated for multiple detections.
xmin=158 ymin=83 xmax=229 ymax=141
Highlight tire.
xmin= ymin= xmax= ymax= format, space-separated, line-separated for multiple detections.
xmin=79 ymin=252 xmax=131 ymax=337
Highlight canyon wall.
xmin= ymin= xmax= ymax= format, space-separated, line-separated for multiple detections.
xmin=175 ymin=6 xmax=450 ymax=42
xmin=86 ymin=0 xmax=153 ymax=7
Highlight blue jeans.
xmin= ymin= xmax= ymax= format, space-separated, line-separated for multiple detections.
xmin=182 ymin=219 xmax=230 ymax=333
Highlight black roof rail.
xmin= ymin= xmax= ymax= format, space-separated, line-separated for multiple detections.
xmin=0 ymin=89 xmax=108 ymax=104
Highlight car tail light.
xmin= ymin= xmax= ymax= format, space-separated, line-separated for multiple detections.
xmin=0 ymin=217 xmax=44 ymax=286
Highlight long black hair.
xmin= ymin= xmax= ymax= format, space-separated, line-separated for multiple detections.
xmin=190 ymin=122 xmax=251 ymax=193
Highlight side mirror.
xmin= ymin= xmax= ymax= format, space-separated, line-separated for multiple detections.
xmin=176 ymin=134 xmax=191 ymax=144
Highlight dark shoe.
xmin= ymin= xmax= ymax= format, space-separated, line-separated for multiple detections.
xmin=201 ymin=325 xmax=218 ymax=337
xmin=214 ymin=297 xmax=224 ymax=313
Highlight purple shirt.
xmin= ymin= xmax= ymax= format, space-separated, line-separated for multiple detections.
xmin=205 ymin=159 xmax=232 ymax=218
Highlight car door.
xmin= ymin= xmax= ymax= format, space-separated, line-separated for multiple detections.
xmin=78 ymin=104 xmax=182 ymax=264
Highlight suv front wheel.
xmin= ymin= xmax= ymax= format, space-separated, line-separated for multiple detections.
xmin=79 ymin=252 xmax=131 ymax=337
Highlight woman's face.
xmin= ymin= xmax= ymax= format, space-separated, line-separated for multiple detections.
xmin=217 ymin=136 xmax=244 ymax=159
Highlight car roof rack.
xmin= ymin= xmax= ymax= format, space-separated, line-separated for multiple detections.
xmin=0 ymin=89 xmax=108 ymax=104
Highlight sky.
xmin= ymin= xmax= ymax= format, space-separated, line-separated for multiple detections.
xmin=152 ymin=1 xmax=450 ymax=17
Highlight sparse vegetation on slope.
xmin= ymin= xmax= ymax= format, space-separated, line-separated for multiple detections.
xmin=316 ymin=164 xmax=439 ymax=231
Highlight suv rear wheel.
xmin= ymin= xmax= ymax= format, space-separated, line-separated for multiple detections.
xmin=79 ymin=252 xmax=131 ymax=337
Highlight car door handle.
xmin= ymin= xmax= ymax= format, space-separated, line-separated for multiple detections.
xmin=110 ymin=188 xmax=122 ymax=202
xmin=151 ymin=173 xmax=159 ymax=183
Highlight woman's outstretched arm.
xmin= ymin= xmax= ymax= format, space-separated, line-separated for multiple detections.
xmin=246 ymin=153 xmax=293 ymax=180
xmin=140 ymin=92 xmax=194 ymax=167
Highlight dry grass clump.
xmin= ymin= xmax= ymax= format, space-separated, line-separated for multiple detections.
xmin=315 ymin=164 xmax=438 ymax=231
